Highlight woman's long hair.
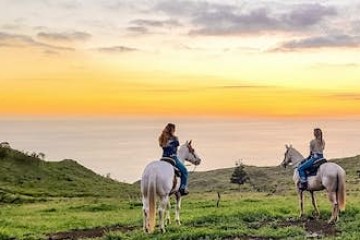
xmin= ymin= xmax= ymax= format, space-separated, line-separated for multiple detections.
xmin=314 ymin=128 xmax=324 ymax=147
xmin=159 ymin=123 xmax=175 ymax=147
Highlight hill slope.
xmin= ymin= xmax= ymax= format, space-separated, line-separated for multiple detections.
xmin=189 ymin=155 xmax=360 ymax=193
xmin=0 ymin=146 xmax=137 ymax=201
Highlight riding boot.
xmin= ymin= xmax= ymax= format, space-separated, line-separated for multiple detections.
xmin=179 ymin=188 xmax=189 ymax=196
xmin=298 ymin=181 xmax=307 ymax=191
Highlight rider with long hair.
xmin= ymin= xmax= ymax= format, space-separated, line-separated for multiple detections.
xmin=298 ymin=128 xmax=325 ymax=190
xmin=159 ymin=123 xmax=189 ymax=196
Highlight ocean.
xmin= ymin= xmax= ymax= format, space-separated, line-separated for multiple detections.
xmin=0 ymin=117 xmax=359 ymax=182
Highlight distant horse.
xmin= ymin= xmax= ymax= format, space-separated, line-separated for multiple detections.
xmin=281 ymin=145 xmax=346 ymax=223
xmin=141 ymin=140 xmax=201 ymax=233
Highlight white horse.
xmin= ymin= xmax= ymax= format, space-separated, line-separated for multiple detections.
xmin=141 ymin=140 xmax=201 ymax=233
xmin=281 ymin=145 xmax=346 ymax=223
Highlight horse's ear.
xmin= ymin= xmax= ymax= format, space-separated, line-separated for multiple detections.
xmin=290 ymin=144 xmax=293 ymax=148
xmin=189 ymin=140 xmax=192 ymax=145
xmin=285 ymin=144 xmax=289 ymax=149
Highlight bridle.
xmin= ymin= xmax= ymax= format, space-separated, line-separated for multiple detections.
xmin=283 ymin=148 xmax=291 ymax=168
xmin=186 ymin=144 xmax=199 ymax=173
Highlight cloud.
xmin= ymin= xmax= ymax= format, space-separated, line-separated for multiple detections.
xmin=274 ymin=35 xmax=360 ymax=51
xmin=312 ymin=63 xmax=359 ymax=68
xmin=127 ymin=19 xmax=182 ymax=34
xmin=155 ymin=0 xmax=233 ymax=17
xmin=189 ymin=3 xmax=337 ymax=36
xmin=332 ymin=93 xmax=360 ymax=101
xmin=43 ymin=49 xmax=60 ymax=56
xmin=0 ymin=32 xmax=74 ymax=51
xmin=1 ymin=24 xmax=22 ymax=30
xmin=37 ymin=31 xmax=92 ymax=42
xmin=351 ymin=20 xmax=360 ymax=33
xmin=190 ymin=8 xmax=281 ymax=36
xmin=209 ymin=85 xmax=275 ymax=90
xmin=282 ymin=3 xmax=336 ymax=27
xmin=127 ymin=26 xmax=149 ymax=34
xmin=130 ymin=19 xmax=182 ymax=28
xmin=43 ymin=0 xmax=82 ymax=9
xmin=96 ymin=46 xmax=138 ymax=53
xmin=155 ymin=1 xmax=337 ymax=36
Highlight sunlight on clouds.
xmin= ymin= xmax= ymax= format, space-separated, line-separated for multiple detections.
xmin=0 ymin=0 xmax=359 ymax=118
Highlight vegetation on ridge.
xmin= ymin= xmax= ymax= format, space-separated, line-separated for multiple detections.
xmin=0 ymin=145 xmax=359 ymax=239
xmin=0 ymin=146 xmax=137 ymax=202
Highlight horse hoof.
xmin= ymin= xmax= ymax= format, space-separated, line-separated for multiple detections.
xmin=176 ymin=220 xmax=181 ymax=225
xmin=327 ymin=219 xmax=335 ymax=225
xmin=166 ymin=218 xmax=171 ymax=226
xmin=311 ymin=211 xmax=320 ymax=219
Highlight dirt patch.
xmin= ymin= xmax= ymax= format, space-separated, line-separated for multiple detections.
xmin=47 ymin=224 xmax=136 ymax=240
xmin=278 ymin=217 xmax=339 ymax=238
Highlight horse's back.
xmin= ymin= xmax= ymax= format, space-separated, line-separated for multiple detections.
xmin=320 ymin=162 xmax=345 ymax=176
xmin=319 ymin=162 xmax=346 ymax=191
xmin=141 ymin=160 xmax=175 ymax=196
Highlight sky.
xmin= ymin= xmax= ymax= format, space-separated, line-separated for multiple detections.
xmin=0 ymin=0 xmax=360 ymax=118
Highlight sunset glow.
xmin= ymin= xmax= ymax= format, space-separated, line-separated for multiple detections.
xmin=1 ymin=0 xmax=360 ymax=118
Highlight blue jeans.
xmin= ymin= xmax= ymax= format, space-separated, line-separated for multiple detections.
xmin=298 ymin=154 xmax=323 ymax=182
xmin=173 ymin=156 xmax=188 ymax=189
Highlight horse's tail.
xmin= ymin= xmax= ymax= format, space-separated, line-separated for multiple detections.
xmin=337 ymin=169 xmax=346 ymax=211
xmin=147 ymin=172 xmax=157 ymax=233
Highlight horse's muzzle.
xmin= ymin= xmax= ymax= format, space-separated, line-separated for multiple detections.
xmin=195 ymin=159 xmax=201 ymax=166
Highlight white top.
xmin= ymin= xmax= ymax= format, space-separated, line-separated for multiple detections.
xmin=310 ymin=139 xmax=325 ymax=155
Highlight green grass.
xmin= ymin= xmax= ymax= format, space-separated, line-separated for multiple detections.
xmin=0 ymin=146 xmax=360 ymax=239
xmin=0 ymin=197 xmax=141 ymax=239
xmin=0 ymin=147 xmax=138 ymax=200
xmin=0 ymin=191 xmax=359 ymax=239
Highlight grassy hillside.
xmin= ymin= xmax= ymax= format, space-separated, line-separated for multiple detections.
xmin=1 ymin=143 xmax=359 ymax=203
xmin=189 ymin=155 xmax=360 ymax=193
xmin=0 ymin=146 xmax=359 ymax=239
xmin=0 ymin=146 xmax=137 ymax=202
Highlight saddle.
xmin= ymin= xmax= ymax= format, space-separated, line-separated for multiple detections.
xmin=160 ymin=157 xmax=181 ymax=177
xmin=303 ymin=158 xmax=327 ymax=177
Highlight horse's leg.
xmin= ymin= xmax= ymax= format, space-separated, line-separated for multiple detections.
xmin=298 ymin=190 xmax=304 ymax=218
xmin=158 ymin=195 xmax=169 ymax=233
xmin=142 ymin=196 xmax=149 ymax=233
xmin=166 ymin=199 xmax=171 ymax=225
xmin=175 ymin=192 xmax=182 ymax=225
xmin=310 ymin=191 xmax=320 ymax=218
xmin=327 ymin=191 xmax=339 ymax=224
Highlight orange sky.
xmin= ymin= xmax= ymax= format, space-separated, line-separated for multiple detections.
xmin=1 ymin=0 xmax=360 ymax=118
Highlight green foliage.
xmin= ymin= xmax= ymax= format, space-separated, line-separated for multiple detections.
xmin=0 ymin=147 xmax=138 ymax=201
xmin=230 ymin=160 xmax=249 ymax=187
xmin=189 ymin=155 xmax=360 ymax=193
xmin=1 ymin=145 xmax=360 ymax=239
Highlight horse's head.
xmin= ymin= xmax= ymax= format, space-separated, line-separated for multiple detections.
xmin=281 ymin=144 xmax=294 ymax=168
xmin=179 ymin=140 xmax=201 ymax=166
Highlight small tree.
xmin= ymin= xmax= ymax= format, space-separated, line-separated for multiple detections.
xmin=230 ymin=160 xmax=249 ymax=190
xmin=38 ymin=152 xmax=46 ymax=160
